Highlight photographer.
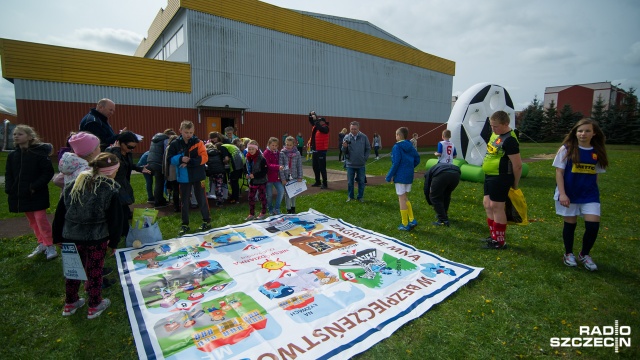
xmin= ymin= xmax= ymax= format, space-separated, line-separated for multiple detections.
xmin=343 ymin=121 xmax=371 ymax=202
xmin=308 ymin=111 xmax=330 ymax=189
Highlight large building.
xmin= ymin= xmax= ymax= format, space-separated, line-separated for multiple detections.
xmin=0 ymin=0 xmax=455 ymax=151
xmin=543 ymin=81 xmax=627 ymax=118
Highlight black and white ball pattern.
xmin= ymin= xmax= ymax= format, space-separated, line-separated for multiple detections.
xmin=448 ymin=83 xmax=515 ymax=166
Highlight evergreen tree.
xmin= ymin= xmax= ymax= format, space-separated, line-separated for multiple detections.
xmin=517 ymin=96 xmax=544 ymax=142
xmin=542 ymin=100 xmax=558 ymax=142
xmin=591 ymin=95 xmax=606 ymax=124
xmin=557 ymin=104 xmax=582 ymax=141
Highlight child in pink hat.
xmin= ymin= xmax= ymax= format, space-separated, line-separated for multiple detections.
xmin=58 ymin=132 xmax=101 ymax=186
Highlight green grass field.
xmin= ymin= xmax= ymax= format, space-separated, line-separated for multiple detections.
xmin=1 ymin=144 xmax=639 ymax=359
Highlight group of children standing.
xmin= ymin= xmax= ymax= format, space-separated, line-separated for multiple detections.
xmin=4 ymin=115 xmax=609 ymax=319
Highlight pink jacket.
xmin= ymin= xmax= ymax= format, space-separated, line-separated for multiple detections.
xmin=263 ymin=148 xmax=281 ymax=182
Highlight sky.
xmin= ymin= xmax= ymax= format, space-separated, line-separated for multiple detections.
xmin=1 ymin=0 xmax=639 ymax=113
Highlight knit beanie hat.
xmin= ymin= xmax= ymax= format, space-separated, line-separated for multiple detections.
xmin=69 ymin=132 xmax=100 ymax=157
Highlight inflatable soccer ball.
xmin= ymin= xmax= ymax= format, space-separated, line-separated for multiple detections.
xmin=448 ymin=83 xmax=515 ymax=166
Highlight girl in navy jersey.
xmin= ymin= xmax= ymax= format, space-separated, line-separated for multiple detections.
xmin=553 ymin=118 xmax=608 ymax=271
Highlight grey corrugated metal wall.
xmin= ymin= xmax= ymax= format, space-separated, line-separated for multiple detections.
xmin=187 ymin=10 xmax=452 ymax=122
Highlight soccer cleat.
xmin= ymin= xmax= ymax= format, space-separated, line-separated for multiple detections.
xmin=397 ymin=224 xmax=412 ymax=231
xmin=480 ymin=236 xmax=494 ymax=243
xmin=578 ymin=253 xmax=598 ymax=271
xmin=62 ymin=298 xmax=85 ymax=316
xmin=27 ymin=243 xmax=46 ymax=258
xmin=45 ymin=245 xmax=58 ymax=260
xmin=482 ymin=240 xmax=507 ymax=250
xmin=198 ymin=222 xmax=212 ymax=231
xmin=563 ymin=253 xmax=577 ymax=267
xmin=245 ymin=214 xmax=255 ymax=221
xmin=87 ymin=299 xmax=111 ymax=319
xmin=409 ymin=219 xmax=418 ymax=229
xmin=178 ymin=225 xmax=190 ymax=236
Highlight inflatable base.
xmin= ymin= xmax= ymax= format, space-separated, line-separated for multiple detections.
xmin=426 ymin=158 xmax=529 ymax=183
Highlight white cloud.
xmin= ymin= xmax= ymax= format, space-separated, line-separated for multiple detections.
xmin=46 ymin=28 xmax=144 ymax=55
xmin=623 ymin=42 xmax=640 ymax=66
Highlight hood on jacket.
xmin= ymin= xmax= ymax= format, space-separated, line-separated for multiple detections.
xmin=396 ymin=139 xmax=415 ymax=154
xmin=151 ymin=133 xmax=169 ymax=143
xmin=59 ymin=152 xmax=89 ymax=175
xmin=27 ymin=143 xmax=53 ymax=157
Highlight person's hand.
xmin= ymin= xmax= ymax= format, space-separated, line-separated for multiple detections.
xmin=108 ymin=247 xmax=116 ymax=257
xmin=119 ymin=127 xmax=128 ymax=133
xmin=279 ymin=165 xmax=284 ymax=170
xmin=559 ymin=194 xmax=570 ymax=208
xmin=181 ymin=156 xmax=190 ymax=163
xmin=249 ymin=174 xmax=254 ymax=179
xmin=112 ymin=140 xmax=120 ymax=148
xmin=142 ymin=165 xmax=152 ymax=174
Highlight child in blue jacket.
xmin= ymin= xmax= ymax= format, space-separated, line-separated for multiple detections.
xmin=386 ymin=127 xmax=420 ymax=231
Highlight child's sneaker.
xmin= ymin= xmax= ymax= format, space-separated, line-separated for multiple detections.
xmin=578 ymin=253 xmax=598 ymax=271
xmin=27 ymin=243 xmax=46 ymax=258
xmin=62 ymin=298 xmax=85 ymax=316
xmin=87 ymin=299 xmax=111 ymax=319
xmin=45 ymin=245 xmax=58 ymax=260
xmin=198 ymin=222 xmax=212 ymax=231
xmin=256 ymin=213 xmax=267 ymax=220
xmin=408 ymin=219 xmax=418 ymax=229
xmin=563 ymin=253 xmax=577 ymax=267
xmin=397 ymin=224 xmax=412 ymax=231
xmin=178 ymin=225 xmax=190 ymax=236
xmin=245 ymin=214 xmax=255 ymax=221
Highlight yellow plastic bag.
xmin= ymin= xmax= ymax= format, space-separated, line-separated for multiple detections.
xmin=132 ymin=208 xmax=159 ymax=229
xmin=506 ymin=188 xmax=528 ymax=225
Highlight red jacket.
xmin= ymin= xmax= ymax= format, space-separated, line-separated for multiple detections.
xmin=309 ymin=115 xmax=330 ymax=151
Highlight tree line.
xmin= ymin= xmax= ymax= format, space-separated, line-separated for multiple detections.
xmin=517 ymin=88 xmax=639 ymax=144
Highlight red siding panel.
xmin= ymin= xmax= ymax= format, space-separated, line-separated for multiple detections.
xmin=14 ymin=99 xmax=444 ymax=153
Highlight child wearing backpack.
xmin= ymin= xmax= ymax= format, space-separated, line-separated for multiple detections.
xmin=206 ymin=142 xmax=227 ymax=207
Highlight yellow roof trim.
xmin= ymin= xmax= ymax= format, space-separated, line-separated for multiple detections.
xmin=0 ymin=38 xmax=191 ymax=92
xmin=136 ymin=0 xmax=454 ymax=75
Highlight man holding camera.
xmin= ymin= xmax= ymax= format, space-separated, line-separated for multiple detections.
xmin=343 ymin=121 xmax=371 ymax=202
xmin=308 ymin=111 xmax=330 ymax=189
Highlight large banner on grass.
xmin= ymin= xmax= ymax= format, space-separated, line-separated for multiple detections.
xmin=116 ymin=209 xmax=482 ymax=360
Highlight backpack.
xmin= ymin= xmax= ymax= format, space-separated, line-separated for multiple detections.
xmin=206 ymin=148 xmax=225 ymax=176
xmin=222 ymin=144 xmax=245 ymax=171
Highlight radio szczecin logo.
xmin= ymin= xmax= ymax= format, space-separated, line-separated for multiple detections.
xmin=550 ymin=320 xmax=631 ymax=353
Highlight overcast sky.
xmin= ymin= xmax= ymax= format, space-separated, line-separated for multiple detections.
xmin=1 ymin=0 xmax=638 ymax=113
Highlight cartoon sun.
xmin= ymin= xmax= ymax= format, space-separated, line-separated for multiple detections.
xmin=259 ymin=258 xmax=288 ymax=272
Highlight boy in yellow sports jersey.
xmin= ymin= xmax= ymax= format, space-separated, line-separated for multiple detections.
xmin=481 ymin=111 xmax=522 ymax=249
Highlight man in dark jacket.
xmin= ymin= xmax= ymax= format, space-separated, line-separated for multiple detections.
xmin=308 ymin=111 xmax=330 ymax=189
xmin=79 ymin=98 xmax=125 ymax=151
xmin=424 ymin=162 xmax=461 ymax=226
xmin=146 ymin=129 xmax=176 ymax=207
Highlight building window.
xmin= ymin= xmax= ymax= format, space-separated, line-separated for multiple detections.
xmin=162 ymin=26 xmax=184 ymax=60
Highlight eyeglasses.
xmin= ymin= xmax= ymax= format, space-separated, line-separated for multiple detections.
xmin=126 ymin=145 xmax=136 ymax=150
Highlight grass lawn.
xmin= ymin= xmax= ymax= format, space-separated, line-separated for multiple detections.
xmin=1 ymin=144 xmax=639 ymax=359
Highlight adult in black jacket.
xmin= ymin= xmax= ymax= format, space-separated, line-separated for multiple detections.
xmin=146 ymin=129 xmax=176 ymax=206
xmin=106 ymin=131 xmax=150 ymax=236
xmin=79 ymin=99 xmax=125 ymax=151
